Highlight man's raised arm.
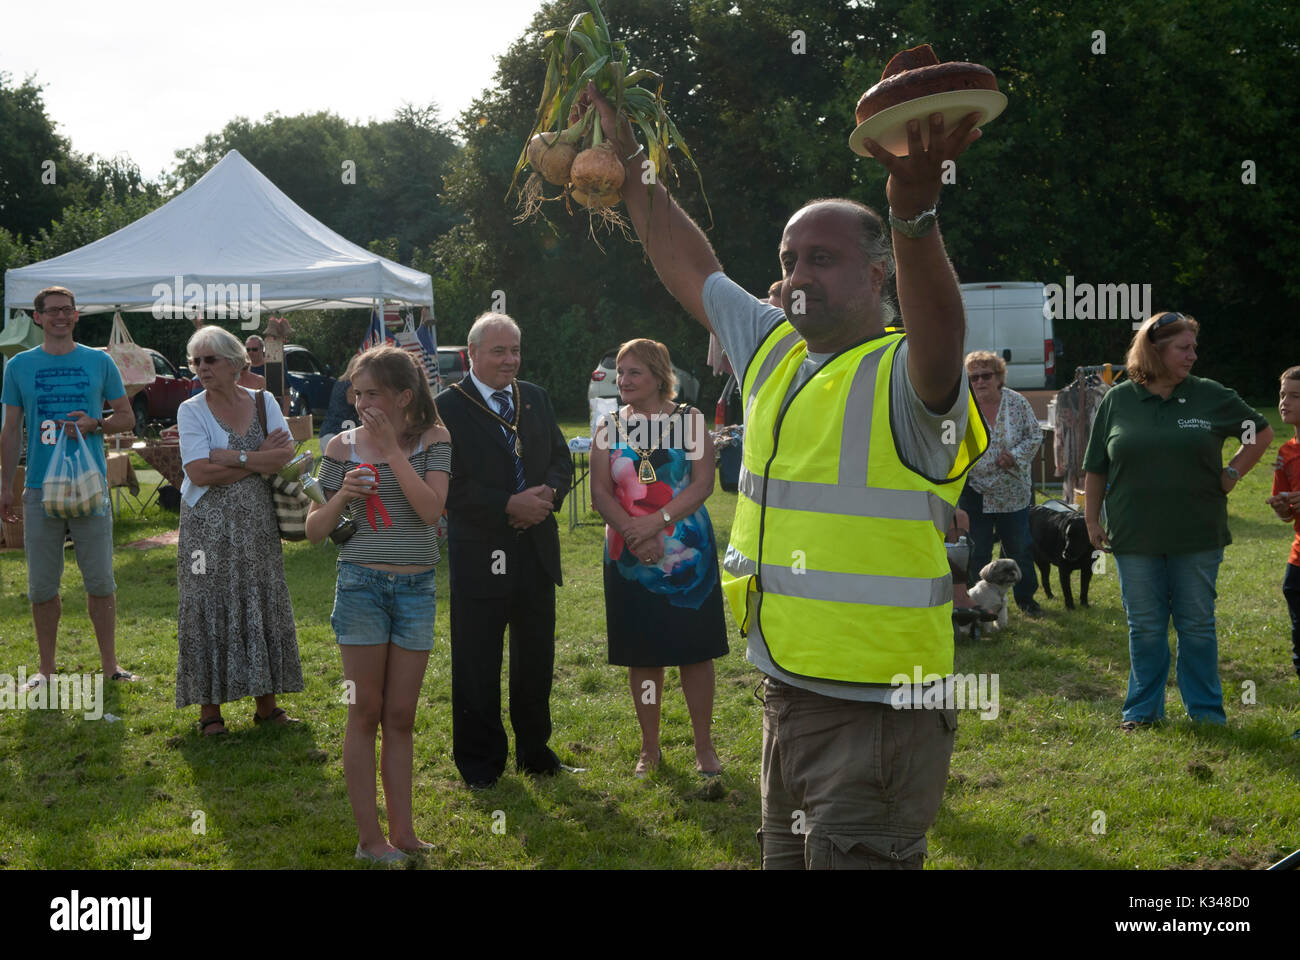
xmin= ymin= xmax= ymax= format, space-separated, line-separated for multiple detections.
xmin=864 ymin=114 xmax=982 ymax=412
xmin=587 ymin=84 xmax=721 ymax=330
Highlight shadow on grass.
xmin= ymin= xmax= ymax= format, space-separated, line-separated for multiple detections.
xmin=932 ymin=807 xmax=1120 ymax=869
xmin=451 ymin=764 xmax=761 ymax=869
xmin=14 ymin=696 xmax=158 ymax=868
xmin=178 ymin=717 xmax=343 ymax=868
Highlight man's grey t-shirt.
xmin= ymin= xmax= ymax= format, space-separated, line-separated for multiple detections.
xmin=702 ymin=271 xmax=970 ymax=703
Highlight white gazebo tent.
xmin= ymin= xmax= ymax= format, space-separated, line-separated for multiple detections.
xmin=3 ymin=149 xmax=434 ymax=321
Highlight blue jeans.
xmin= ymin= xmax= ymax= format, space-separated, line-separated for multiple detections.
xmin=330 ymin=561 xmax=438 ymax=651
xmin=1113 ymin=550 xmax=1226 ymax=724
xmin=957 ymin=488 xmax=1038 ymax=607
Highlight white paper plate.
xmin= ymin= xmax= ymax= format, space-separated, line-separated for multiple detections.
xmin=849 ymin=88 xmax=1007 ymax=157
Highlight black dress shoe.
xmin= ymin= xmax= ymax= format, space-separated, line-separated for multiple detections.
xmin=521 ymin=762 xmax=586 ymax=778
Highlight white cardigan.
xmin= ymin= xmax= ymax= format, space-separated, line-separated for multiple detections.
xmin=177 ymin=388 xmax=289 ymax=506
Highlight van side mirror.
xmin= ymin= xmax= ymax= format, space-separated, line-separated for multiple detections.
xmin=1002 ymin=349 xmax=1012 ymax=362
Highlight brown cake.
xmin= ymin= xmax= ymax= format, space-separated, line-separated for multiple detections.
xmin=855 ymin=44 xmax=998 ymax=125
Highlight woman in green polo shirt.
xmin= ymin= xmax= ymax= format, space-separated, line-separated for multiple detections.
xmin=1083 ymin=312 xmax=1272 ymax=729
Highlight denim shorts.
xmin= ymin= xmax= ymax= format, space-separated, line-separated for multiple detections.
xmin=330 ymin=561 xmax=438 ymax=652
xmin=22 ymin=487 xmax=116 ymax=603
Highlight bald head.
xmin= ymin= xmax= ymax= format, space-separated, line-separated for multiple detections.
xmin=780 ymin=198 xmax=897 ymax=331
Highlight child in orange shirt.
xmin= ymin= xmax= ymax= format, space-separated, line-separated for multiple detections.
xmin=1266 ymin=366 xmax=1300 ymax=737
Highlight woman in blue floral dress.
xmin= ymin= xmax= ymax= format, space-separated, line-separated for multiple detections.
xmin=591 ymin=340 xmax=728 ymax=778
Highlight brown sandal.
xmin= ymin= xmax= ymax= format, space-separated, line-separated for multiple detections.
xmin=199 ymin=715 xmax=228 ymax=736
xmin=253 ymin=706 xmax=299 ymax=726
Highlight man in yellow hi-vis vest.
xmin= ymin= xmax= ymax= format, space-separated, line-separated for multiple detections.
xmin=587 ymin=86 xmax=988 ymax=869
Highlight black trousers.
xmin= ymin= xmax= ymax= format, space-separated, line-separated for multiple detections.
xmin=450 ymin=545 xmax=560 ymax=784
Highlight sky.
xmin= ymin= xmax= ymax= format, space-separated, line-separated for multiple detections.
xmin=1 ymin=0 xmax=549 ymax=181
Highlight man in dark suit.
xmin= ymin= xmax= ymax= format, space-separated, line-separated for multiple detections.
xmin=436 ymin=312 xmax=575 ymax=789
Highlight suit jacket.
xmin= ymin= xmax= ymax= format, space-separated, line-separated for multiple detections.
xmin=437 ymin=378 xmax=572 ymax=598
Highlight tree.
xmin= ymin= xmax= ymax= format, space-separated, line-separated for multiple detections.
xmin=434 ymin=0 xmax=1297 ymax=409
xmin=168 ymin=105 xmax=462 ymax=265
xmin=0 ymin=73 xmax=70 ymax=241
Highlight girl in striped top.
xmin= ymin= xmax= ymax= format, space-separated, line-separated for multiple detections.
xmin=307 ymin=346 xmax=451 ymax=863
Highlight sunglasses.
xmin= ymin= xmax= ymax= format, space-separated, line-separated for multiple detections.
xmin=969 ymin=371 xmax=998 ymax=382
xmin=189 ymin=355 xmax=222 ymax=367
xmin=1148 ymin=311 xmax=1186 ymax=340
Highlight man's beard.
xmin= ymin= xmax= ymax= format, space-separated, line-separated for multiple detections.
xmin=784 ymin=294 xmax=880 ymax=347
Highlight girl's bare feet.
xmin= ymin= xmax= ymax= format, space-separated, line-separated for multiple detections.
xmin=355 ymin=838 xmax=407 ymax=862
xmin=634 ymin=748 xmax=662 ymax=778
xmin=695 ymin=746 xmax=721 ymax=776
xmin=390 ymin=834 xmax=433 ymax=853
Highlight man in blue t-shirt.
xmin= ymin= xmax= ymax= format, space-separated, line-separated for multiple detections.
xmin=1 ymin=286 xmax=138 ymax=691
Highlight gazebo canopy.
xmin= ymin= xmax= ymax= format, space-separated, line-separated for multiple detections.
xmin=3 ymin=150 xmax=433 ymax=318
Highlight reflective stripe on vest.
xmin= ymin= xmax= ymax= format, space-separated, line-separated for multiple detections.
xmin=721 ymin=320 xmax=988 ymax=685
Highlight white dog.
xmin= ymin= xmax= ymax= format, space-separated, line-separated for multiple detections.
xmin=966 ymin=559 xmax=1023 ymax=632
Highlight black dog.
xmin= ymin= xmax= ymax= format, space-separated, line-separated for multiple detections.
xmin=1030 ymin=501 xmax=1094 ymax=609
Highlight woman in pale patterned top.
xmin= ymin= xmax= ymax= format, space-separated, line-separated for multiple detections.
xmin=175 ymin=325 xmax=302 ymax=735
xmin=959 ymin=350 xmax=1044 ymax=616
xmin=307 ymin=346 xmax=451 ymax=865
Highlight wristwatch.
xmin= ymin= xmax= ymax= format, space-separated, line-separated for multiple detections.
xmin=662 ymin=509 xmax=672 ymax=527
xmin=888 ymin=204 xmax=938 ymax=239
xmin=1223 ymin=465 xmax=1240 ymax=481
xmin=239 ymin=451 xmax=249 ymax=466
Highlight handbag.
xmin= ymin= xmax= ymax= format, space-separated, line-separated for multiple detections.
xmin=42 ymin=425 xmax=110 ymax=518
xmin=106 ymin=312 xmax=154 ymax=398
xmin=255 ymin=390 xmax=310 ymax=541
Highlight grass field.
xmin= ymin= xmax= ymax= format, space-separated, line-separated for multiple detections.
xmin=1 ymin=414 xmax=1297 ymax=870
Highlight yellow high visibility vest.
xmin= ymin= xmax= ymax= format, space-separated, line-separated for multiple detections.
xmin=721 ymin=321 xmax=987 ymax=685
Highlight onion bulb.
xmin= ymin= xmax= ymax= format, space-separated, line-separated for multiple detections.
xmin=527 ymin=132 xmax=578 ymax=186
xmin=570 ymin=142 xmax=625 ymax=198
xmin=570 ymin=185 xmax=621 ymax=209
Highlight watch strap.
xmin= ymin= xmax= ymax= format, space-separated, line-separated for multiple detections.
xmin=888 ymin=204 xmax=938 ymax=238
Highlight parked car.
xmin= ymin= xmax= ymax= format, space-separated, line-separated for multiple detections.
xmin=960 ymin=282 xmax=1056 ymax=389
xmin=282 ymin=344 xmax=337 ymax=418
xmin=96 ymin=347 xmax=194 ymax=436
xmin=588 ymin=347 xmax=700 ymax=406
xmin=437 ymin=345 xmax=469 ymax=388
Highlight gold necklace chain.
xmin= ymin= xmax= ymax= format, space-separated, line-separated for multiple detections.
xmin=452 ymin=380 xmax=523 ymax=457
xmin=616 ymin=403 xmax=678 ymax=484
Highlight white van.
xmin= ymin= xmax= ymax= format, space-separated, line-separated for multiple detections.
xmin=960 ymin=282 xmax=1055 ymax=389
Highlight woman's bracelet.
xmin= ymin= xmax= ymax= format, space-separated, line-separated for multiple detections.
xmin=625 ymin=143 xmax=645 ymax=162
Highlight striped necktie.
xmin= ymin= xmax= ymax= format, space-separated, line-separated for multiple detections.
xmin=492 ymin=389 xmax=527 ymax=493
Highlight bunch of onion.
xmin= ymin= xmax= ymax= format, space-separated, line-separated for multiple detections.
xmin=511 ymin=0 xmax=709 ymax=232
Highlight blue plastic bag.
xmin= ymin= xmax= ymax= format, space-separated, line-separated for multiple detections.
xmin=42 ymin=424 xmax=109 ymax=519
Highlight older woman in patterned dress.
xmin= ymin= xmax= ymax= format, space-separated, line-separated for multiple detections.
xmin=176 ymin=326 xmax=303 ymax=735
xmin=959 ymin=350 xmax=1044 ymax=617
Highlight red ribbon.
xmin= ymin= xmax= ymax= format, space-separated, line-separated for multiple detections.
xmin=357 ymin=463 xmax=392 ymax=531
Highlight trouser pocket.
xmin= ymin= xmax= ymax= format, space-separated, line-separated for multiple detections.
xmin=806 ymin=832 xmax=928 ymax=870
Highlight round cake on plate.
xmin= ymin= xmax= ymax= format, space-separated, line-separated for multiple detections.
xmin=855 ymin=44 xmax=999 ymax=124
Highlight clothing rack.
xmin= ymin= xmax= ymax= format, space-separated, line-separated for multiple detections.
xmin=1072 ymin=363 xmax=1126 ymax=386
